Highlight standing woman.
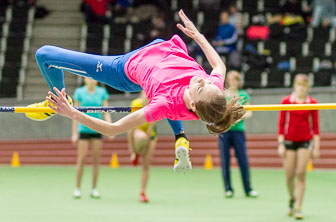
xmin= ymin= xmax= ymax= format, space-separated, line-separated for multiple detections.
xmin=278 ymin=74 xmax=320 ymax=219
xmin=218 ymin=70 xmax=258 ymax=198
xmin=72 ymin=77 xmax=112 ymax=199
xmin=128 ymin=91 xmax=157 ymax=203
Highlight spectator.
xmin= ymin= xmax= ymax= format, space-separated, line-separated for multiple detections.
xmin=268 ymin=0 xmax=305 ymax=26
xmin=280 ymin=0 xmax=306 ymax=26
xmin=228 ymin=3 xmax=243 ymax=35
xmin=114 ymin=3 xmax=159 ymax=23
xmin=212 ymin=10 xmax=238 ymax=55
xmin=199 ymin=0 xmax=220 ymax=11
xmin=9 ymin=0 xmax=50 ymax=19
xmin=110 ymin=0 xmax=133 ymax=19
xmin=81 ymin=0 xmax=111 ymax=24
xmin=218 ymin=70 xmax=258 ymax=198
xmin=280 ymin=0 xmax=303 ymax=15
xmin=72 ymin=77 xmax=112 ymax=199
xmin=310 ymin=0 xmax=336 ymax=27
xmin=132 ymin=0 xmax=171 ymax=17
xmin=144 ymin=13 xmax=173 ymax=43
xmin=278 ymin=74 xmax=320 ymax=219
xmin=127 ymin=91 xmax=157 ymax=203
xmin=115 ymin=0 xmax=133 ymax=8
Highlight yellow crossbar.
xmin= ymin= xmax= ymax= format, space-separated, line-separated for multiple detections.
xmin=243 ymin=103 xmax=336 ymax=111
xmin=5 ymin=103 xmax=336 ymax=113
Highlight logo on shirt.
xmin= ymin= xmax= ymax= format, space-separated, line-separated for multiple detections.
xmin=96 ymin=61 xmax=103 ymax=72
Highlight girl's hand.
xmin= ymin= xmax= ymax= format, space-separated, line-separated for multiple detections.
xmin=212 ymin=40 xmax=224 ymax=46
xmin=71 ymin=134 xmax=78 ymax=146
xmin=278 ymin=144 xmax=286 ymax=158
xmin=312 ymin=148 xmax=320 ymax=160
xmin=46 ymin=87 xmax=76 ymax=119
xmin=176 ymin=9 xmax=201 ymax=40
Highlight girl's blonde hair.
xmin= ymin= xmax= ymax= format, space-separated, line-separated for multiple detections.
xmin=195 ymin=91 xmax=245 ymax=134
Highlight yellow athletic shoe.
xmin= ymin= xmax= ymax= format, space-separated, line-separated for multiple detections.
xmin=174 ymin=137 xmax=192 ymax=174
xmin=25 ymin=95 xmax=73 ymax=121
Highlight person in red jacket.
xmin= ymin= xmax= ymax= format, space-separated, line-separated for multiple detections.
xmin=278 ymin=74 xmax=320 ymax=220
xmin=81 ymin=0 xmax=111 ymax=24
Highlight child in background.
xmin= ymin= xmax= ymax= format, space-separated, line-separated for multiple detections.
xmin=72 ymin=77 xmax=112 ymax=199
xmin=128 ymin=91 xmax=157 ymax=203
xmin=218 ymin=71 xmax=258 ymax=198
xmin=278 ymin=74 xmax=320 ymax=219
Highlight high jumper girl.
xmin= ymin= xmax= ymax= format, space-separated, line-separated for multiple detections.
xmin=26 ymin=10 xmax=245 ymax=173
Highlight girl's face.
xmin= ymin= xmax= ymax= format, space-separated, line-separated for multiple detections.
xmin=84 ymin=77 xmax=98 ymax=87
xmin=189 ymin=76 xmax=220 ymax=103
xmin=294 ymin=80 xmax=309 ymax=98
xmin=227 ymin=73 xmax=241 ymax=89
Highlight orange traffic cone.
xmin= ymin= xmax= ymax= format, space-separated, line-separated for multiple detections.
xmin=11 ymin=152 xmax=20 ymax=167
xmin=110 ymin=153 xmax=119 ymax=168
xmin=307 ymin=159 xmax=314 ymax=172
xmin=204 ymin=154 xmax=213 ymax=170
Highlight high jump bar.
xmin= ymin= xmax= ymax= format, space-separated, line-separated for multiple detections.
xmin=1 ymin=103 xmax=336 ymax=113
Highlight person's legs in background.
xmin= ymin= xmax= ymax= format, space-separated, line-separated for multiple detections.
xmin=140 ymin=137 xmax=157 ymax=203
xmin=231 ymin=131 xmax=257 ymax=197
xmin=218 ymin=131 xmax=233 ymax=197
xmin=294 ymin=148 xmax=310 ymax=219
xmin=74 ymin=138 xmax=89 ymax=198
xmin=282 ymin=149 xmax=297 ymax=216
xmin=128 ymin=128 xmax=157 ymax=202
xmin=130 ymin=129 xmax=148 ymax=166
xmin=90 ymin=137 xmax=103 ymax=198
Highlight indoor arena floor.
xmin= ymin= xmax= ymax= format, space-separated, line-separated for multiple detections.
xmin=0 ymin=167 xmax=335 ymax=222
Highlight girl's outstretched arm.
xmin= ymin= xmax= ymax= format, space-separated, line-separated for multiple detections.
xmin=177 ymin=9 xmax=226 ymax=78
xmin=47 ymin=88 xmax=147 ymax=137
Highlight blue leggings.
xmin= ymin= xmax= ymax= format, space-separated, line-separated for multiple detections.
xmin=35 ymin=40 xmax=184 ymax=135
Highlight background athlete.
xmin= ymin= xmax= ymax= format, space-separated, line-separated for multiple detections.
xmin=72 ymin=77 xmax=112 ymax=199
xmin=278 ymin=74 xmax=320 ymax=219
xmin=128 ymin=91 xmax=157 ymax=203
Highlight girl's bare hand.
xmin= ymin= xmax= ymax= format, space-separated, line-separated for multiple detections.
xmin=46 ymin=87 xmax=76 ymax=119
xmin=176 ymin=9 xmax=201 ymax=40
xmin=278 ymin=144 xmax=286 ymax=158
xmin=71 ymin=134 xmax=78 ymax=146
xmin=312 ymin=148 xmax=320 ymax=160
